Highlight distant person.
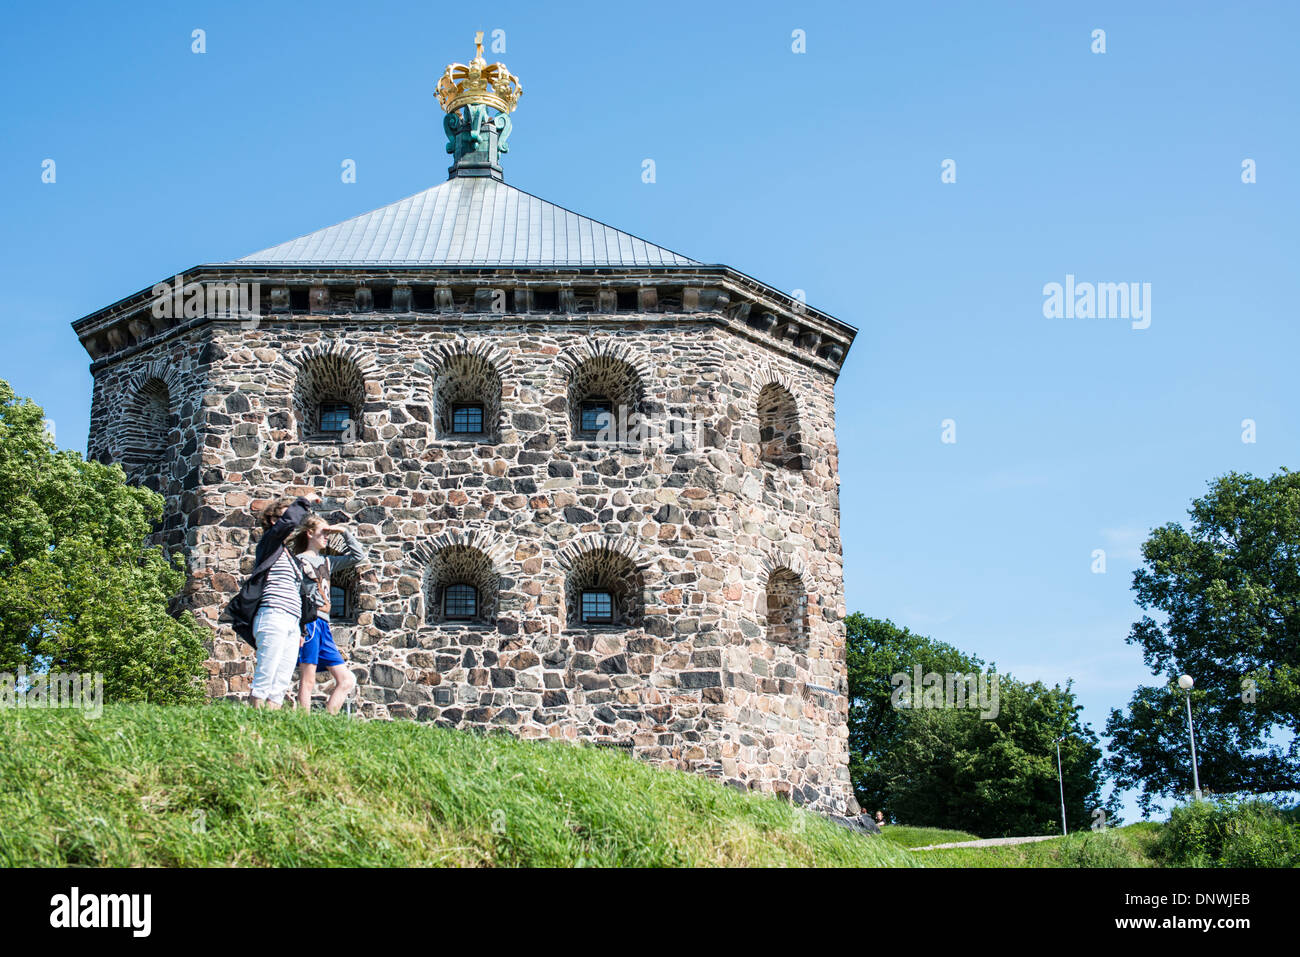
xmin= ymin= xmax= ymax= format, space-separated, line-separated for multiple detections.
xmin=246 ymin=494 xmax=321 ymax=709
xmin=290 ymin=516 xmax=364 ymax=714
xmin=874 ymin=810 xmax=886 ymax=828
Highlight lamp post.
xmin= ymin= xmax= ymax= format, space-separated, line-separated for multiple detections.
xmin=1055 ymin=734 xmax=1068 ymax=836
xmin=1177 ymin=674 xmax=1202 ymax=801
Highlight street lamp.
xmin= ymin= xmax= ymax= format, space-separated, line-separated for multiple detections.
xmin=1055 ymin=734 xmax=1068 ymax=835
xmin=1177 ymin=674 xmax=1202 ymax=801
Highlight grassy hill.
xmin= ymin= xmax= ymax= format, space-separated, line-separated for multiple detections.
xmin=875 ymin=825 xmax=982 ymax=849
xmin=0 ymin=703 xmax=914 ymax=868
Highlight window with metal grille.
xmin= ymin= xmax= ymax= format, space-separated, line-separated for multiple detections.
xmin=444 ymin=583 xmax=478 ymax=620
xmin=580 ymin=400 xmax=612 ymax=434
xmin=329 ymin=583 xmax=355 ymax=622
xmin=581 ymin=590 xmax=614 ymax=624
xmin=452 ymin=403 xmax=484 ymax=434
xmin=319 ymin=402 xmax=352 ymax=435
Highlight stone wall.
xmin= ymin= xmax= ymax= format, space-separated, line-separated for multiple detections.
xmin=86 ymin=311 xmax=853 ymax=813
xmin=87 ymin=336 xmax=213 ymax=545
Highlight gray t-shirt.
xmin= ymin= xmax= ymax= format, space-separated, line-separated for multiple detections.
xmin=298 ymin=530 xmax=365 ymax=621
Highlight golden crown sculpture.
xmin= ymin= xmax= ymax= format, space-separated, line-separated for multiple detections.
xmin=436 ymin=31 xmax=523 ymax=114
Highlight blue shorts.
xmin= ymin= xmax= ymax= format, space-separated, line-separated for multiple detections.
xmin=298 ymin=618 xmax=345 ymax=668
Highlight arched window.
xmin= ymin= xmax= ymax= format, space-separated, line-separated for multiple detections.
xmin=433 ymin=352 xmax=504 ymax=442
xmin=756 ymin=383 xmax=806 ymax=471
xmin=765 ymin=569 xmax=808 ymax=649
xmin=424 ymin=545 xmax=498 ymax=625
xmin=330 ymin=567 xmax=359 ymax=624
xmin=567 ymin=356 xmax=643 ymax=442
xmin=292 ymin=353 xmax=367 ymax=443
xmin=121 ymin=377 xmax=173 ymax=480
xmin=563 ymin=547 xmax=643 ymax=628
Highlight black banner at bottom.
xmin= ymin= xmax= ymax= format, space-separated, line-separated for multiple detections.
xmin=0 ymin=866 xmax=1290 ymax=944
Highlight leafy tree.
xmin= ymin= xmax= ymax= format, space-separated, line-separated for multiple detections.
xmin=1105 ymin=471 xmax=1300 ymax=814
xmin=847 ymin=616 xmax=1114 ymax=835
xmin=846 ymin=614 xmax=983 ymax=813
xmin=880 ymin=679 xmax=1115 ymax=835
xmin=0 ymin=378 xmax=206 ymax=703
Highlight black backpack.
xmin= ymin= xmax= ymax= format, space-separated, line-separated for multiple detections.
xmin=226 ymin=547 xmax=321 ymax=647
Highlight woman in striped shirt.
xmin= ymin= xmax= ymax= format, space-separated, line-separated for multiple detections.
xmin=249 ymin=494 xmax=321 ymax=708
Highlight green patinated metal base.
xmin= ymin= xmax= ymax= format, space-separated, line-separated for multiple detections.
xmin=444 ymin=104 xmax=512 ymax=180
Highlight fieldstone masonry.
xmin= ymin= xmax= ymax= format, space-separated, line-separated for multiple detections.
xmin=76 ymin=273 xmax=857 ymax=811
xmin=76 ymin=279 xmax=857 ymax=813
xmin=78 ymin=269 xmax=852 ymax=816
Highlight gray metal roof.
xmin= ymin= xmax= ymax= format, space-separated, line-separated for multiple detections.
xmin=228 ymin=175 xmax=699 ymax=268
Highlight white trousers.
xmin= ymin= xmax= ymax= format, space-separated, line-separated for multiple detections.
xmin=250 ymin=609 xmax=300 ymax=703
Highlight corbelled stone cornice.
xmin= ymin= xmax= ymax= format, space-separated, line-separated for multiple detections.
xmin=72 ymin=265 xmax=856 ymax=377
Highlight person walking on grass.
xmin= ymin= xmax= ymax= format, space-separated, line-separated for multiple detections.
xmin=290 ymin=515 xmax=364 ymax=714
xmin=246 ymin=493 xmax=322 ymax=709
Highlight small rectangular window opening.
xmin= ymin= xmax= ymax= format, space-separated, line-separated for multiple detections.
xmin=319 ymin=402 xmax=352 ymax=435
xmin=452 ymin=403 xmax=485 ymax=434
xmin=444 ymin=583 xmax=478 ymax=620
xmin=580 ymin=400 xmax=612 ymax=434
xmin=581 ymin=590 xmax=614 ymax=624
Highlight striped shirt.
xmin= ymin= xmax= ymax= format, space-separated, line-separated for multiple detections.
xmin=260 ymin=548 xmax=302 ymax=619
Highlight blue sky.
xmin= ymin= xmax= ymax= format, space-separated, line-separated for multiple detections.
xmin=2 ymin=1 xmax=1296 ymax=821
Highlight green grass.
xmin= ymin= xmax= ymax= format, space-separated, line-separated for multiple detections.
xmin=918 ymin=824 xmax=1163 ymax=867
xmin=0 ymin=703 xmax=916 ymax=868
xmin=878 ymin=825 xmax=982 ymax=849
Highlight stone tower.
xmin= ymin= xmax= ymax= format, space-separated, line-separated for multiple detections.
xmin=72 ymin=35 xmax=859 ymax=813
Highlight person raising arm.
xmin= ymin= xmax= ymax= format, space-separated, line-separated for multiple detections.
xmin=248 ymin=493 xmax=321 ymax=709
xmin=291 ymin=516 xmax=365 ymax=714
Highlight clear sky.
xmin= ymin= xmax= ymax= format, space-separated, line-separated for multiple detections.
xmin=2 ymin=1 xmax=1296 ymax=821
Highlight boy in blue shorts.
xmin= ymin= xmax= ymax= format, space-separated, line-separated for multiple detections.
xmin=290 ymin=516 xmax=366 ymax=713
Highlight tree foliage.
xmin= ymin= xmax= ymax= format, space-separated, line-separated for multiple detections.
xmin=846 ymin=613 xmax=983 ymax=812
xmin=0 ymin=378 xmax=206 ymax=703
xmin=847 ymin=615 xmax=1114 ymax=835
xmin=1105 ymin=470 xmax=1300 ymax=813
xmin=1154 ymin=797 xmax=1300 ymax=868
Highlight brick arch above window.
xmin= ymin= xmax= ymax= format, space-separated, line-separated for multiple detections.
xmin=272 ymin=341 xmax=377 ymax=443
xmin=428 ymin=338 xmax=515 ymax=380
xmin=410 ymin=528 xmax=510 ymax=626
xmin=125 ymin=357 xmax=185 ymax=397
xmin=554 ymin=339 xmax=653 ymax=441
xmin=554 ymin=338 xmax=654 ymax=385
xmin=758 ymin=550 xmax=809 ymax=586
xmin=556 ymin=534 xmax=647 ymax=629
xmin=761 ymin=558 xmax=810 ymax=651
xmin=119 ymin=358 xmax=184 ymax=482
xmin=428 ymin=339 xmax=514 ymax=442
xmin=752 ymin=366 xmax=808 ymax=472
